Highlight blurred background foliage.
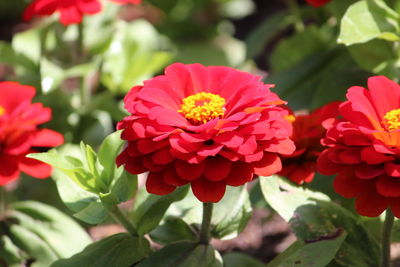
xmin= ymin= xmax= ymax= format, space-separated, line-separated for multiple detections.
xmin=2 ymin=0 xmax=400 ymax=265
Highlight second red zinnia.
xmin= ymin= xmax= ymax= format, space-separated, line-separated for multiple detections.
xmin=117 ymin=63 xmax=295 ymax=202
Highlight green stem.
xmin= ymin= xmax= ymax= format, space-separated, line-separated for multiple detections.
xmin=381 ymin=209 xmax=394 ymax=267
xmin=0 ymin=187 xmax=6 ymax=217
xmin=284 ymin=0 xmax=305 ymax=32
xmin=199 ymin=202 xmax=213 ymax=244
xmin=106 ymin=204 xmax=138 ymax=236
xmin=76 ymin=22 xmax=90 ymax=107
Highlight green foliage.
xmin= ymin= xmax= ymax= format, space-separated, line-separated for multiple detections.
xmin=260 ymin=176 xmax=380 ymax=267
xmin=137 ymin=241 xmax=223 ymax=267
xmin=222 ymin=252 xmax=265 ymax=267
xmin=27 ymin=131 xmax=137 ymax=224
xmin=0 ymin=201 xmax=91 ymax=267
xmin=51 ymin=233 xmax=150 ymax=267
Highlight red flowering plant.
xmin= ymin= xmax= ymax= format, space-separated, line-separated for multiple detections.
xmin=305 ymin=0 xmax=332 ymax=8
xmin=23 ymin=0 xmax=142 ymax=25
xmin=116 ymin=62 xmax=295 ymax=203
xmin=0 ymin=81 xmax=63 ymax=185
xmin=279 ymin=101 xmax=340 ymax=184
xmin=318 ymin=76 xmax=400 ymax=218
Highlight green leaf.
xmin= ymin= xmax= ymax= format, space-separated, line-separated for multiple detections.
xmin=260 ymin=175 xmax=330 ymax=221
xmin=260 ymin=176 xmax=380 ymax=267
xmin=7 ymin=224 xmax=58 ymax=267
xmin=109 ymin=169 xmax=137 ymax=204
xmin=167 ymin=186 xmax=252 ymax=240
xmin=130 ymin=185 xmax=189 ymax=235
xmin=245 ymin=11 xmax=292 ymax=59
xmin=267 ymin=230 xmax=346 ymax=267
xmin=222 ymin=252 xmax=265 ymax=267
xmin=0 ymin=235 xmax=24 ymax=267
xmin=97 ymin=130 xmax=124 ymax=186
xmin=339 ymin=0 xmax=400 ymax=45
xmin=12 ymin=27 xmax=43 ymax=63
xmin=137 ymin=242 xmax=223 ymax=267
xmin=150 ymin=217 xmax=198 ymax=245
xmin=9 ymin=201 xmax=92 ymax=258
xmin=51 ymin=233 xmax=150 ymax=267
xmin=0 ymin=41 xmax=36 ymax=70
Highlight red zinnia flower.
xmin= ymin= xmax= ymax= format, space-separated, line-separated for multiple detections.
xmin=318 ymin=76 xmax=400 ymax=217
xmin=305 ymin=0 xmax=332 ymax=8
xmin=0 ymin=82 xmax=64 ymax=185
xmin=279 ymin=102 xmax=340 ymax=184
xmin=23 ymin=0 xmax=141 ymax=26
xmin=116 ymin=63 xmax=295 ymax=202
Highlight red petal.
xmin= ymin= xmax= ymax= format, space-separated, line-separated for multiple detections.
xmin=384 ymin=162 xmax=400 ymax=177
xmin=152 ymin=147 xmax=174 ymax=165
xmin=163 ymin=167 xmax=187 ymax=186
xmin=317 ymin=150 xmax=343 ymax=175
xmin=333 ymin=168 xmax=374 ymax=198
xmin=18 ymin=153 xmax=52 ymax=178
xmin=191 ymin=178 xmax=226 ymax=202
xmin=0 ymin=154 xmax=19 ymax=185
xmin=31 ymin=129 xmax=64 ymax=147
xmin=355 ymin=189 xmax=388 ymax=217
xmin=355 ymin=164 xmax=384 ymax=179
xmin=225 ymin=161 xmax=254 ymax=186
xmin=339 ymin=148 xmax=361 ymax=164
xmin=77 ymin=0 xmax=101 ymax=14
xmin=376 ymin=175 xmax=400 ymax=197
xmin=361 ymin=146 xmax=393 ymax=164
xmin=204 ymin=157 xmax=232 ymax=182
xmin=175 ymin=160 xmax=205 ymax=181
xmin=252 ymin=153 xmax=282 ymax=177
xmin=146 ymin=171 xmax=176 ymax=195
xmin=59 ymin=6 xmax=82 ymax=25
xmin=368 ymin=76 xmax=400 ymax=121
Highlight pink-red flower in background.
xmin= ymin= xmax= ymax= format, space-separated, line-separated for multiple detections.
xmin=117 ymin=63 xmax=295 ymax=203
xmin=23 ymin=0 xmax=141 ymax=25
xmin=306 ymin=0 xmax=332 ymax=8
xmin=0 ymin=82 xmax=64 ymax=185
xmin=318 ymin=76 xmax=400 ymax=218
xmin=279 ymin=101 xmax=340 ymax=184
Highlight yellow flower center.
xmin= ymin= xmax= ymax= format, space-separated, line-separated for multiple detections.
xmin=382 ymin=108 xmax=400 ymax=131
xmin=0 ymin=106 xmax=4 ymax=116
xmin=178 ymin=92 xmax=226 ymax=125
xmin=285 ymin=114 xmax=296 ymax=123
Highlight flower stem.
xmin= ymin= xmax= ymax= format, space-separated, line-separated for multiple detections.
xmin=106 ymin=204 xmax=138 ymax=236
xmin=0 ymin=187 xmax=6 ymax=217
xmin=381 ymin=209 xmax=394 ymax=267
xmin=199 ymin=202 xmax=213 ymax=244
xmin=284 ymin=0 xmax=305 ymax=32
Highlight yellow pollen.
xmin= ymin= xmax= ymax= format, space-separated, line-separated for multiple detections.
xmin=0 ymin=106 xmax=4 ymax=116
xmin=382 ymin=108 xmax=400 ymax=131
xmin=285 ymin=114 xmax=296 ymax=123
xmin=178 ymin=92 xmax=226 ymax=125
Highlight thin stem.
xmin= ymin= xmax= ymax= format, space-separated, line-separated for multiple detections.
xmin=284 ymin=0 xmax=305 ymax=32
xmin=0 ymin=187 xmax=6 ymax=217
xmin=199 ymin=202 xmax=213 ymax=244
xmin=381 ymin=209 xmax=394 ymax=267
xmin=77 ymin=23 xmax=84 ymax=60
xmin=106 ymin=204 xmax=138 ymax=236
xmin=76 ymin=22 xmax=90 ymax=107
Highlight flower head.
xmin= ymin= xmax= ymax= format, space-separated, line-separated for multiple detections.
xmin=23 ymin=0 xmax=141 ymax=25
xmin=318 ymin=76 xmax=400 ymax=217
xmin=305 ymin=0 xmax=332 ymax=8
xmin=279 ymin=102 xmax=340 ymax=184
xmin=117 ymin=63 xmax=295 ymax=202
xmin=0 ymin=82 xmax=64 ymax=185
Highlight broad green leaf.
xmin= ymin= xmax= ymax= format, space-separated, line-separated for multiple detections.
xmin=167 ymin=186 xmax=252 ymax=240
xmin=9 ymin=201 xmax=92 ymax=258
xmin=130 ymin=185 xmax=189 ymax=235
xmin=12 ymin=27 xmax=42 ymax=63
xmin=97 ymin=130 xmax=124 ymax=186
xmin=267 ymin=231 xmax=346 ymax=267
xmin=8 ymin=224 xmax=58 ymax=267
xmin=245 ymin=11 xmax=292 ymax=59
xmin=137 ymin=242 xmax=223 ymax=267
xmin=260 ymin=175 xmax=329 ymax=221
xmin=270 ymin=25 xmax=333 ymax=72
xmin=223 ymin=252 xmax=265 ymax=267
xmin=51 ymin=233 xmax=150 ymax=267
xmin=260 ymin=176 xmax=380 ymax=267
xmin=348 ymin=39 xmax=399 ymax=78
xmin=0 ymin=41 xmax=36 ymax=70
xmin=339 ymin=0 xmax=400 ymax=45
xmin=150 ymin=217 xmax=198 ymax=245
xmin=0 ymin=235 xmax=23 ymax=267
xmin=109 ymin=168 xmax=137 ymax=204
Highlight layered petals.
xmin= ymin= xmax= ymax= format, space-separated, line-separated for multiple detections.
xmin=305 ymin=0 xmax=332 ymax=8
xmin=0 ymin=82 xmax=64 ymax=186
xmin=317 ymin=76 xmax=400 ymax=217
xmin=117 ymin=63 xmax=294 ymax=202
